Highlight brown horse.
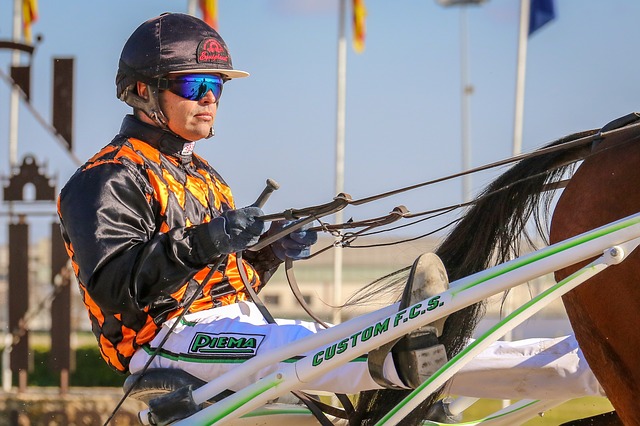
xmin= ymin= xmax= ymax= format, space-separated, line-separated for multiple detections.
xmin=550 ymin=117 xmax=640 ymax=426
xmin=351 ymin=113 xmax=640 ymax=425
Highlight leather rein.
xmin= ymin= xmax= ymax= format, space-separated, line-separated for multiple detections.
xmin=250 ymin=112 xmax=640 ymax=328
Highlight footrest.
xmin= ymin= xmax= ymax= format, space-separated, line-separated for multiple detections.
xmin=123 ymin=368 xmax=206 ymax=404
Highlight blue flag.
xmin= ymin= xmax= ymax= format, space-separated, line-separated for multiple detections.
xmin=529 ymin=0 xmax=555 ymax=35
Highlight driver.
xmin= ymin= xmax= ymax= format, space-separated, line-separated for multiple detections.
xmin=56 ymin=12 xmax=446 ymax=394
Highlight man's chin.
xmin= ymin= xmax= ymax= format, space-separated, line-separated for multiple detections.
xmin=179 ymin=128 xmax=211 ymax=141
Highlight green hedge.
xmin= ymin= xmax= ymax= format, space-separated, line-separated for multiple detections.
xmin=26 ymin=346 xmax=126 ymax=387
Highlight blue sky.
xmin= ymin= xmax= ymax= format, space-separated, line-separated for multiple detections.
xmin=1 ymin=0 xmax=639 ymax=243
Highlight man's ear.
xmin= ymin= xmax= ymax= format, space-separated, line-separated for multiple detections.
xmin=136 ymin=82 xmax=149 ymax=100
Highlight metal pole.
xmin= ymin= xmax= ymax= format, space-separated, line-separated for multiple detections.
xmin=504 ymin=3 xmax=531 ymax=410
xmin=460 ymin=6 xmax=472 ymax=202
xmin=2 ymin=334 xmax=11 ymax=392
xmin=512 ymin=0 xmax=530 ymax=156
xmin=9 ymin=0 xmax=21 ymax=168
xmin=333 ymin=0 xmax=347 ymax=325
xmin=3 ymin=0 xmax=22 ymax=393
xmin=187 ymin=0 xmax=197 ymax=16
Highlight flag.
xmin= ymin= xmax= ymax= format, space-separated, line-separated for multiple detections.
xmin=199 ymin=0 xmax=218 ymax=30
xmin=352 ymin=0 xmax=367 ymax=53
xmin=22 ymin=0 xmax=38 ymax=43
xmin=529 ymin=0 xmax=555 ymax=36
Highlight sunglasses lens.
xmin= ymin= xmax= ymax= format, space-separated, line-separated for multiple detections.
xmin=167 ymin=74 xmax=223 ymax=101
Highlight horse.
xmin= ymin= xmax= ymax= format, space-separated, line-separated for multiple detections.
xmin=349 ymin=113 xmax=640 ymax=425
xmin=550 ymin=115 xmax=640 ymax=426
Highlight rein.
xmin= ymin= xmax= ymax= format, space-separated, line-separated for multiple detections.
xmin=249 ymin=126 xmax=604 ymax=252
xmin=272 ymin=113 xmax=640 ymax=338
xmin=257 ymin=113 xmax=640 ymax=251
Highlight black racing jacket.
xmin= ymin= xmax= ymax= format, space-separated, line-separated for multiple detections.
xmin=58 ymin=115 xmax=280 ymax=372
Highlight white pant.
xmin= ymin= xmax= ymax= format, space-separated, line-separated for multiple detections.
xmin=448 ymin=336 xmax=606 ymax=400
xmin=130 ymin=302 xmax=604 ymax=399
xmin=130 ymin=301 xmax=403 ymax=394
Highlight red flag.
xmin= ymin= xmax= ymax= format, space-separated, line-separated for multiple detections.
xmin=22 ymin=0 xmax=38 ymax=43
xmin=352 ymin=0 xmax=366 ymax=53
xmin=199 ymin=0 xmax=218 ymax=30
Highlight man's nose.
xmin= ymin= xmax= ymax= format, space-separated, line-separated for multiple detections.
xmin=200 ymin=89 xmax=216 ymax=104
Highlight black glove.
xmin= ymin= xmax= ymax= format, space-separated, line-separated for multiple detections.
xmin=206 ymin=207 xmax=264 ymax=256
xmin=268 ymin=220 xmax=318 ymax=261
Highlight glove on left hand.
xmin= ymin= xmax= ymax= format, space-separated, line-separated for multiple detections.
xmin=268 ymin=220 xmax=318 ymax=261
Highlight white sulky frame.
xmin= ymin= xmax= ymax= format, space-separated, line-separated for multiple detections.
xmin=137 ymin=212 xmax=640 ymax=426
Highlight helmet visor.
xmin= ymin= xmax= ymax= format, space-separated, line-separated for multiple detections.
xmin=165 ymin=74 xmax=224 ymax=101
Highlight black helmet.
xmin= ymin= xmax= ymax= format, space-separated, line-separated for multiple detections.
xmin=117 ymin=13 xmax=248 ymax=97
xmin=116 ymin=13 xmax=248 ymax=130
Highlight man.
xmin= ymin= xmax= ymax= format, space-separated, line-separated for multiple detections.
xmin=57 ymin=12 xmax=443 ymax=394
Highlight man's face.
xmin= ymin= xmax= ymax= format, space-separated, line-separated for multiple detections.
xmin=159 ymin=84 xmax=218 ymax=141
xmin=136 ymin=74 xmax=222 ymax=141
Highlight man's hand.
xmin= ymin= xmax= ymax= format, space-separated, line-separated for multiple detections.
xmin=268 ymin=220 xmax=318 ymax=261
xmin=207 ymin=206 xmax=265 ymax=255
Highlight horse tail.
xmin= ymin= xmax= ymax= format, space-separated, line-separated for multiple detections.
xmin=350 ymin=129 xmax=597 ymax=425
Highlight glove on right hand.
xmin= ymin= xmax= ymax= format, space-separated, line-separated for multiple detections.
xmin=207 ymin=206 xmax=265 ymax=255
xmin=268 ymin=219 xmax=318 ymax=261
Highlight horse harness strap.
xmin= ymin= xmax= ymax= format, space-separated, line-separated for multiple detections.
xmin=236 ymin=251 xmax=276 ymax=323
xmin=284 ymin=258 xmax=331 ymax=328
xmin=590 ymin=112 xmax=640 ymax=150
xmin=367 ymin=337 xmax=406 ymax=390
xmin=248 ymin=194 xmax=352 ymax=252
xmin=308 ymin=205 xmax=410 ymax=258
xmin=251 ymin=112 xmax=640 ymax=247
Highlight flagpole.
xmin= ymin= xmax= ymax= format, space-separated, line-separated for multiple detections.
xmin=332 ymin=0 xmax=347 ymax=325
xmin=436 ymin=0 xmax=486 ymax=202
xmin=512 ymin=0 xmax=530 ymax=156
xmin=9 ymin=0 xmax=21 ymax=169
xmin=503 ymin=0 xmax=531 ymax=408
xmin=459 ymin=6 xmax=472 ymax=202
xmin=3 ymin=0 xmax=22 ymax=394
xmin=187 ymin=0 xmax=197 ymax=16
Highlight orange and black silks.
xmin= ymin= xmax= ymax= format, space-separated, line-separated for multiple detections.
xmin=58 ymin=115 xmax=280 ymax=373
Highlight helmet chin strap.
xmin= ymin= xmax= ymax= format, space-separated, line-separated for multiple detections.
xmin=143 ymin=86 xmax=185 ymax=140
xmin=205 ymin=99 xmax=220 ymax=139
xmin=121 ymin=84 xmax=165 ymax=126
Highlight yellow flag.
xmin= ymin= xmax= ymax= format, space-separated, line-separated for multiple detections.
xmin=22 ymin=0 xmax=38 ymax=43
xmin=352 ymin=0 xmax=367 ymax=53
xmin=199 ymin=0 xmax=218 ymax=30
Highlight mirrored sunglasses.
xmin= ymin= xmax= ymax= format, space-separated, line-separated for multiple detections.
xmin=164 ymin=74 xmax=224 ymax=101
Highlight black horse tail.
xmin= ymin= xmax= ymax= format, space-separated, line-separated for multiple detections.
xmin=349 ymin=129 xmax=597 ymax=425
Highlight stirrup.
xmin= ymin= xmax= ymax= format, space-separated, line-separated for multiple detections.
xmin=123 ymin=368 xmax=207 ymax=405
xmin=124 ymin=368 xmax=209 ymax=425
xmin=368 ymin=253 xmax=449 ymax=389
